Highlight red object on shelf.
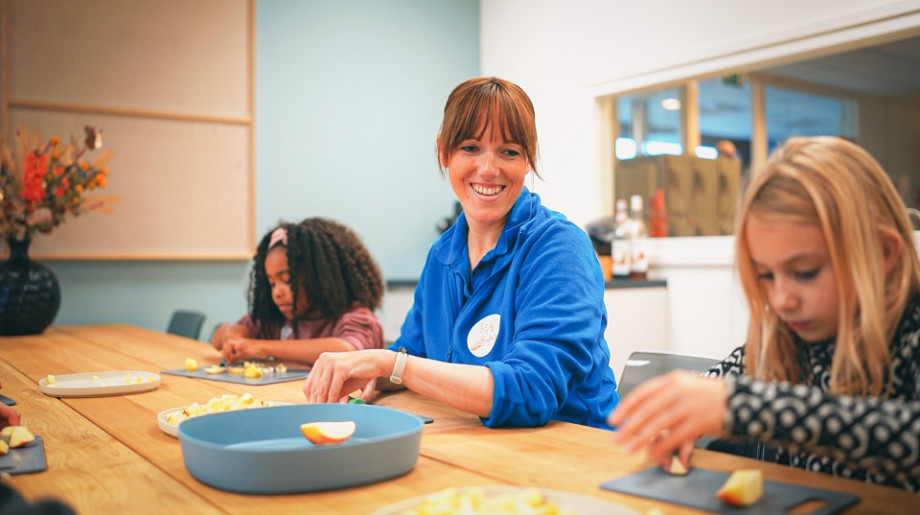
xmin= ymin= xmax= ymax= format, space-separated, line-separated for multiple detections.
xmin=650 ymin=188 xmax=668 ymax=237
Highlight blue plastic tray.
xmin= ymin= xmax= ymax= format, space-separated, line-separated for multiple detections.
xmin=178 ymin=403 xmax=424 ymax=494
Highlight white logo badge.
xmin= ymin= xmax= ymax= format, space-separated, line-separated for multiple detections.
xmin=467 ymin=314 xmax=500 ymax=357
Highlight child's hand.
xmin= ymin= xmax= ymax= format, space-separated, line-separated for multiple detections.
xmin=608 ymin=370 xmax=726 ymax=465
xmin=211 ymin=323 xmax=247 ymax=351
xmin=221 ymin=338 xmax=257 ymax=363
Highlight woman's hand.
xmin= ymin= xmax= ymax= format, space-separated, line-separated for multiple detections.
xmin=302 ymin=349 xmax=393 ymax=404
xmin=608 ymin=370 xmax=727 ymax=466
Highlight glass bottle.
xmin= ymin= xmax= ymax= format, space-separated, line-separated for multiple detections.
xmin=628 ymin=194 xmax=649 ymax=280
xmin=611 ymin=199 xmax=631 ymax=279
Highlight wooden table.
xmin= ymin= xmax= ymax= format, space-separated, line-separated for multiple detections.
xmin=0 ymin=325 xmax=915 ymax=514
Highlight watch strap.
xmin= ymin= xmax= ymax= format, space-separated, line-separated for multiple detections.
xmin=389 ymin=346 xmax=409 ymax=384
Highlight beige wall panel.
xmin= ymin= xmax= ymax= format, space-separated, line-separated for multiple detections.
xmin=7 ymin=0 xmax=248 ymax=117
xmin=12 ymin=108 xmax=251 ymax=258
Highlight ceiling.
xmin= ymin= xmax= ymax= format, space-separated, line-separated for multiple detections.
xmin=761 ymin=36 xmax=920 ymax=102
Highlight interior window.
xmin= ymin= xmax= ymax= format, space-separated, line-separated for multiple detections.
xmin=764 ymin=85 xmax=856 ymax=153
xmin=616 ymin=87 xmax=684 ymax=160
xmin=698 ymin=76 xmax=752 ymax=171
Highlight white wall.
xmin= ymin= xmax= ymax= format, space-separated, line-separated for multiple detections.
xmin=479 ymin=0 xmax=920 ymax=359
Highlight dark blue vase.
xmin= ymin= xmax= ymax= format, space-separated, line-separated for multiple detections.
xmin=0 ymin=239 xmax=61 ymax=335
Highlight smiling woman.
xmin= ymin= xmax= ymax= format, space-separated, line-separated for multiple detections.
xmin=302 ymin=77 xmax=620 ymax=430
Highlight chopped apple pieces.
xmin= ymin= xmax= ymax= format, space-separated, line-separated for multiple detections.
xmin=0 ymin=440 xmax=8 ymax=455
xmin=300 ymin=421 xmax=356 ymax=445
xmin=668 ymin=455 xmax=688 ymax=476
xmin=0 ymin=426 xmax=36 ymax=448
xmin=716 ymin=469 xmax=763 ymax=507
xmin=164 ymin=393 xmax=272 ymax=426
xmin=184 ymin=357 xmax=198 ymax=372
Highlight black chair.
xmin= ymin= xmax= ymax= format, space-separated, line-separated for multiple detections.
xmin=166 ymin=310 xmax=206 ymax=340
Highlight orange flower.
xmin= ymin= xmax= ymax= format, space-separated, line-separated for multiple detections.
xmin=2 ymin=126 xmax=114 ymax=241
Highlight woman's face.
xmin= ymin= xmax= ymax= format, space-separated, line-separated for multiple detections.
xmin=443 ymin=123 xmax=529 ymax=232
xmin=264 ymin=246 xmax=308 ymax=320
xmin=745 ymin=215 xmax=840 ymax=342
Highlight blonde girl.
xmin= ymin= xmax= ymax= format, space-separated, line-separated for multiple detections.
xmin=610 ymin=136 xmax=920 ymax=491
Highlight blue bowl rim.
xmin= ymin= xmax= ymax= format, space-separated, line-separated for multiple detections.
xmin=177 ymin=403 xmax=424 ymax=452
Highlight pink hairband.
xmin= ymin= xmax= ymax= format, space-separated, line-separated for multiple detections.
xmin=269 ymin=227 xmax=288 ymax=248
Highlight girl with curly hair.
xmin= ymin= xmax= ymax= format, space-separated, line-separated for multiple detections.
xmin=211 ymin=217 xmax=385 ymax=366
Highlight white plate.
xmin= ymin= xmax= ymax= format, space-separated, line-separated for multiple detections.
xmin=38 ymin=371 xmax=160 ymax=398
xmin=158 ymin=400 xmax=289 ymax=438
xmin=369 ymin=485 xmax=641 ymax=515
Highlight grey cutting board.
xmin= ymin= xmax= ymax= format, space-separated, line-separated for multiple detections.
xmin=601 ymin=466 xmax=859 ymax=514
xmin=160 ymin=367 xmax=309 ymax=385
xmin=0 ymin=436 xmax=47 ymax=475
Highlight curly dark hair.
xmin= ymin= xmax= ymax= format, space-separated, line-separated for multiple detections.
xmin=247 ymin=217 xmax=384 ymax=339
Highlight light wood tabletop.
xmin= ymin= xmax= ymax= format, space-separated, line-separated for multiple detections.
xmin=0 ymin=325 xmax=916 ymax=514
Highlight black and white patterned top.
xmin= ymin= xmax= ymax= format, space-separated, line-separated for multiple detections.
xmin=706 ymin=296 xmax=920 ymax=492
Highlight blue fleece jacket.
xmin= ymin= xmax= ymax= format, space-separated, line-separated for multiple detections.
xmin=391 ymin=189 xmax=619 ymax=428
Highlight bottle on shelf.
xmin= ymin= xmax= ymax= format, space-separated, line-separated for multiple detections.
xmin=650 ymin=188 xmax=668 ymax=238
xmin=628 ymin=194 xmax=649 ymax=281
xmin=611 ymin=198 xmax=631 ymax=280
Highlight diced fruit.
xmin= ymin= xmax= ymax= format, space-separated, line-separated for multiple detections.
xmin=46 ymin=375 xmax=56 ymax=385
xmin=716 ymin=469 xmax=763 ymax=507
xmin=185 ymin=357 xmax=198 ymax=372
xmin=204 ymin=365 xmax=226 ymax=375
xmin=300 ymin=421 xmax=356 ymax=445
xmin=668 ymin=455 xmax=689 ymax=476
xmin=228 ymin=366 xmax=245 ymax=375
xmin=0 ymin=426 xmax=36 ymax=448
xmin=243 ymin=365 xmax=263 ymax=379
xmin=0 ymin=440 xmax=8 ymax=455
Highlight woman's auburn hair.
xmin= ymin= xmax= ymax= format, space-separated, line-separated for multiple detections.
xmin=735 ymin=136 xmax=920 ymax=396
xmin=436 ymin=77 xmax=540 ymax=177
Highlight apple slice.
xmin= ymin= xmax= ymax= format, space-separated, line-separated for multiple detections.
xmin=716 ymin=469 xmax=763 ymax=507
xmin=300 ymin=421 xmax=356 ymax=445
xmin=185 ymin=357 xmax=198 ymax=372
xmin=668 ymin=455 xmax=689 ymax=476
xmin=0 ymin=439 xmax=8 ymax=456
xmin=0 ymin=426 xmax=36 ymax=448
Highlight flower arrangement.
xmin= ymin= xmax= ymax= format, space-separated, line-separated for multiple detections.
xmin=0 ymin=126 xmax=114 ymax=243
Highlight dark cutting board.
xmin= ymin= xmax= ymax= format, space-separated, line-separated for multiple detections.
xmin=0 ymin=436 xmax=47 ymax=475
xmin=601 ymin=466 xmax=859 ymax=514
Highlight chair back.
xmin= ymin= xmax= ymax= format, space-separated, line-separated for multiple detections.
xmin=167 ymin=310 xmax=206 ymax=340
xmin=617 ymin=350 xmax=719 ymax=398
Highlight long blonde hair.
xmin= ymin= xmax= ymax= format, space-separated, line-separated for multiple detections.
xmin=735 ymin=136 xmax=920 ymax=395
